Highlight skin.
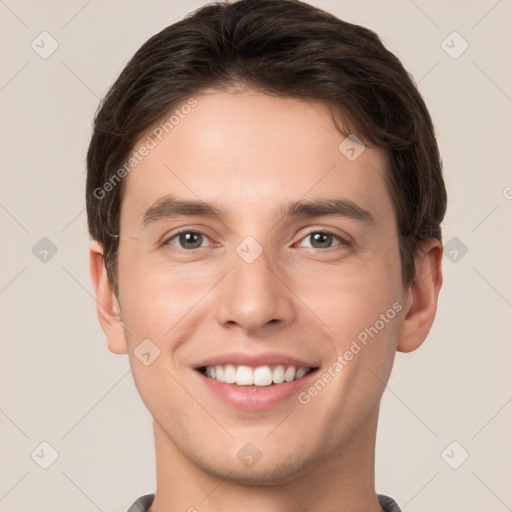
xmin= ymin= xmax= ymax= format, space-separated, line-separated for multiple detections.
xmin=90 ymin=88 xmax=442 ymax=512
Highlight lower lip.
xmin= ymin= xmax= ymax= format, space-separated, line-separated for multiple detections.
xmin=195 ymin=369 xmax=319 ymax=412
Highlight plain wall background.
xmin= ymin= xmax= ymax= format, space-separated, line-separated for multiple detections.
xmin=1 ymin=1 xmax=511 ymax=511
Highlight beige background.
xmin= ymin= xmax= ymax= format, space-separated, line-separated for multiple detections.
xmin=1 ymin=1 xmax=511 ymax=511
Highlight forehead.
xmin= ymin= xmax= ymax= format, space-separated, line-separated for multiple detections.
xmin=120 ymin=89 xmax=394 ymax=230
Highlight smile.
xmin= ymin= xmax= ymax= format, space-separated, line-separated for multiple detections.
xmin=198 ymin=364 xmax=315 ymax=387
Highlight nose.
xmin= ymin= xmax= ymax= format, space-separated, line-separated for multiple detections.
xmin=213 ymin=244 xmax=296 ymax=334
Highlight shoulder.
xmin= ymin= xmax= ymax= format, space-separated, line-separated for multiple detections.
xmin=126 ymin=494 xmax=155 ymax=512
xmin=126 ymin=493 xmax=400 ymax=512
xmin=378 ymin=494 xmax=402 ymax=512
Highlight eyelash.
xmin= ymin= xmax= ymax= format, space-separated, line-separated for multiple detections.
xmin=162 ymin=229 xmax=352 ymax=251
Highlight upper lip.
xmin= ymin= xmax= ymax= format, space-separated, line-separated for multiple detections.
xmin=193 ymin=352 xmax=319 ymax=369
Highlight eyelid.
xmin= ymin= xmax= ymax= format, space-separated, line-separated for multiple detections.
xmin=163 ymin=228 xmax=215 ymax=248
xmin=162 ymin=227 xmax=352 ymax=251
xmin=295 ymin=228 xmax=352 ymax=248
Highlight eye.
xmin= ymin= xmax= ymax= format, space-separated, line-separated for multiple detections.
xmin=165 ymin=231 xmax=211 ymax=250
xmin=297 ymin=230 xmax=350 ymax=249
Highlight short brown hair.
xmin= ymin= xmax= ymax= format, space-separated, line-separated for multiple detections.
xmin=86 ymin=0 xmax=447 ymax=293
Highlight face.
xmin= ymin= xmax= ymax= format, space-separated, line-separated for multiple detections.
xmin=113 ymin=89 xmax=409 ymax=484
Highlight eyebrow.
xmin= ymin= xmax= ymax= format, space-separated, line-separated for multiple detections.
xmin=140 ymin=194 xmax=376 ymax=229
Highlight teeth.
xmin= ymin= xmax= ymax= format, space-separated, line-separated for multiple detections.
xmin=284 ymin=366 xmax=296 ymax=382
xmin=235 ymin=365 xmax=253 ymax=385
xmin=224 ymin=364 xmax=236 ymax=384
xmin=204 ymin=364 xmax=312 ymax=386
xmin=272 ymin=365 xmax=285 ymax=384
xmin=253 ymin=366 xmax=273 ymax=386
xmin=295 ymin=367 xmax=308 ymax=379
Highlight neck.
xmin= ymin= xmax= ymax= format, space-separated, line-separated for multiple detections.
xmin=149 ymin=406 xmax=384 ymax=512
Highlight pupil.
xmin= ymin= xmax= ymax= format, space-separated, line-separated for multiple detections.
xmin=180 ymin=232 xmax=202 ymax=248
xmin=312 ymin=232 xmax=331 ymax=248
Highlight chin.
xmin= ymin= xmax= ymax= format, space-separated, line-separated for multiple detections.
xmin=196 ymin=449 xmax=320 ymax=486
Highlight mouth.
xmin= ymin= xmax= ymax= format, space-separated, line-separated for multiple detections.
xmin=192 ymin=352 xmax=321 ymax=411
xmin=197 ymin=364 xmax=318 ymax=387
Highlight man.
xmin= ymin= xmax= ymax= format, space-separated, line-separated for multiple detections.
xmin=87 ymin=1 xmax=446 ymax=510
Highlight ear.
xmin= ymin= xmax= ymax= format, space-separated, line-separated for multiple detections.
xmin=89 ymin=240 xmax=128 ymax=354
xmin=397 ymin=238 xmax=443 ymax=353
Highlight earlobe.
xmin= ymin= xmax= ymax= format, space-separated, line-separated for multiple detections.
xmin=396 ymin=239 xmax=443 ymax=353
xmin=89 ymin=240 xmax=128 ymax=355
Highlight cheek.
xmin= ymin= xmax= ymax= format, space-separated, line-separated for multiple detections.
xmin=117 ymin=244 xmax=222 ymax=346
xmin=296 ymin=249 xmax=403 ymax=376
xmin=303 ymin=258 xmax=401 ymax=334
xmin=117 ymin=230 xmax=403 ymax=349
